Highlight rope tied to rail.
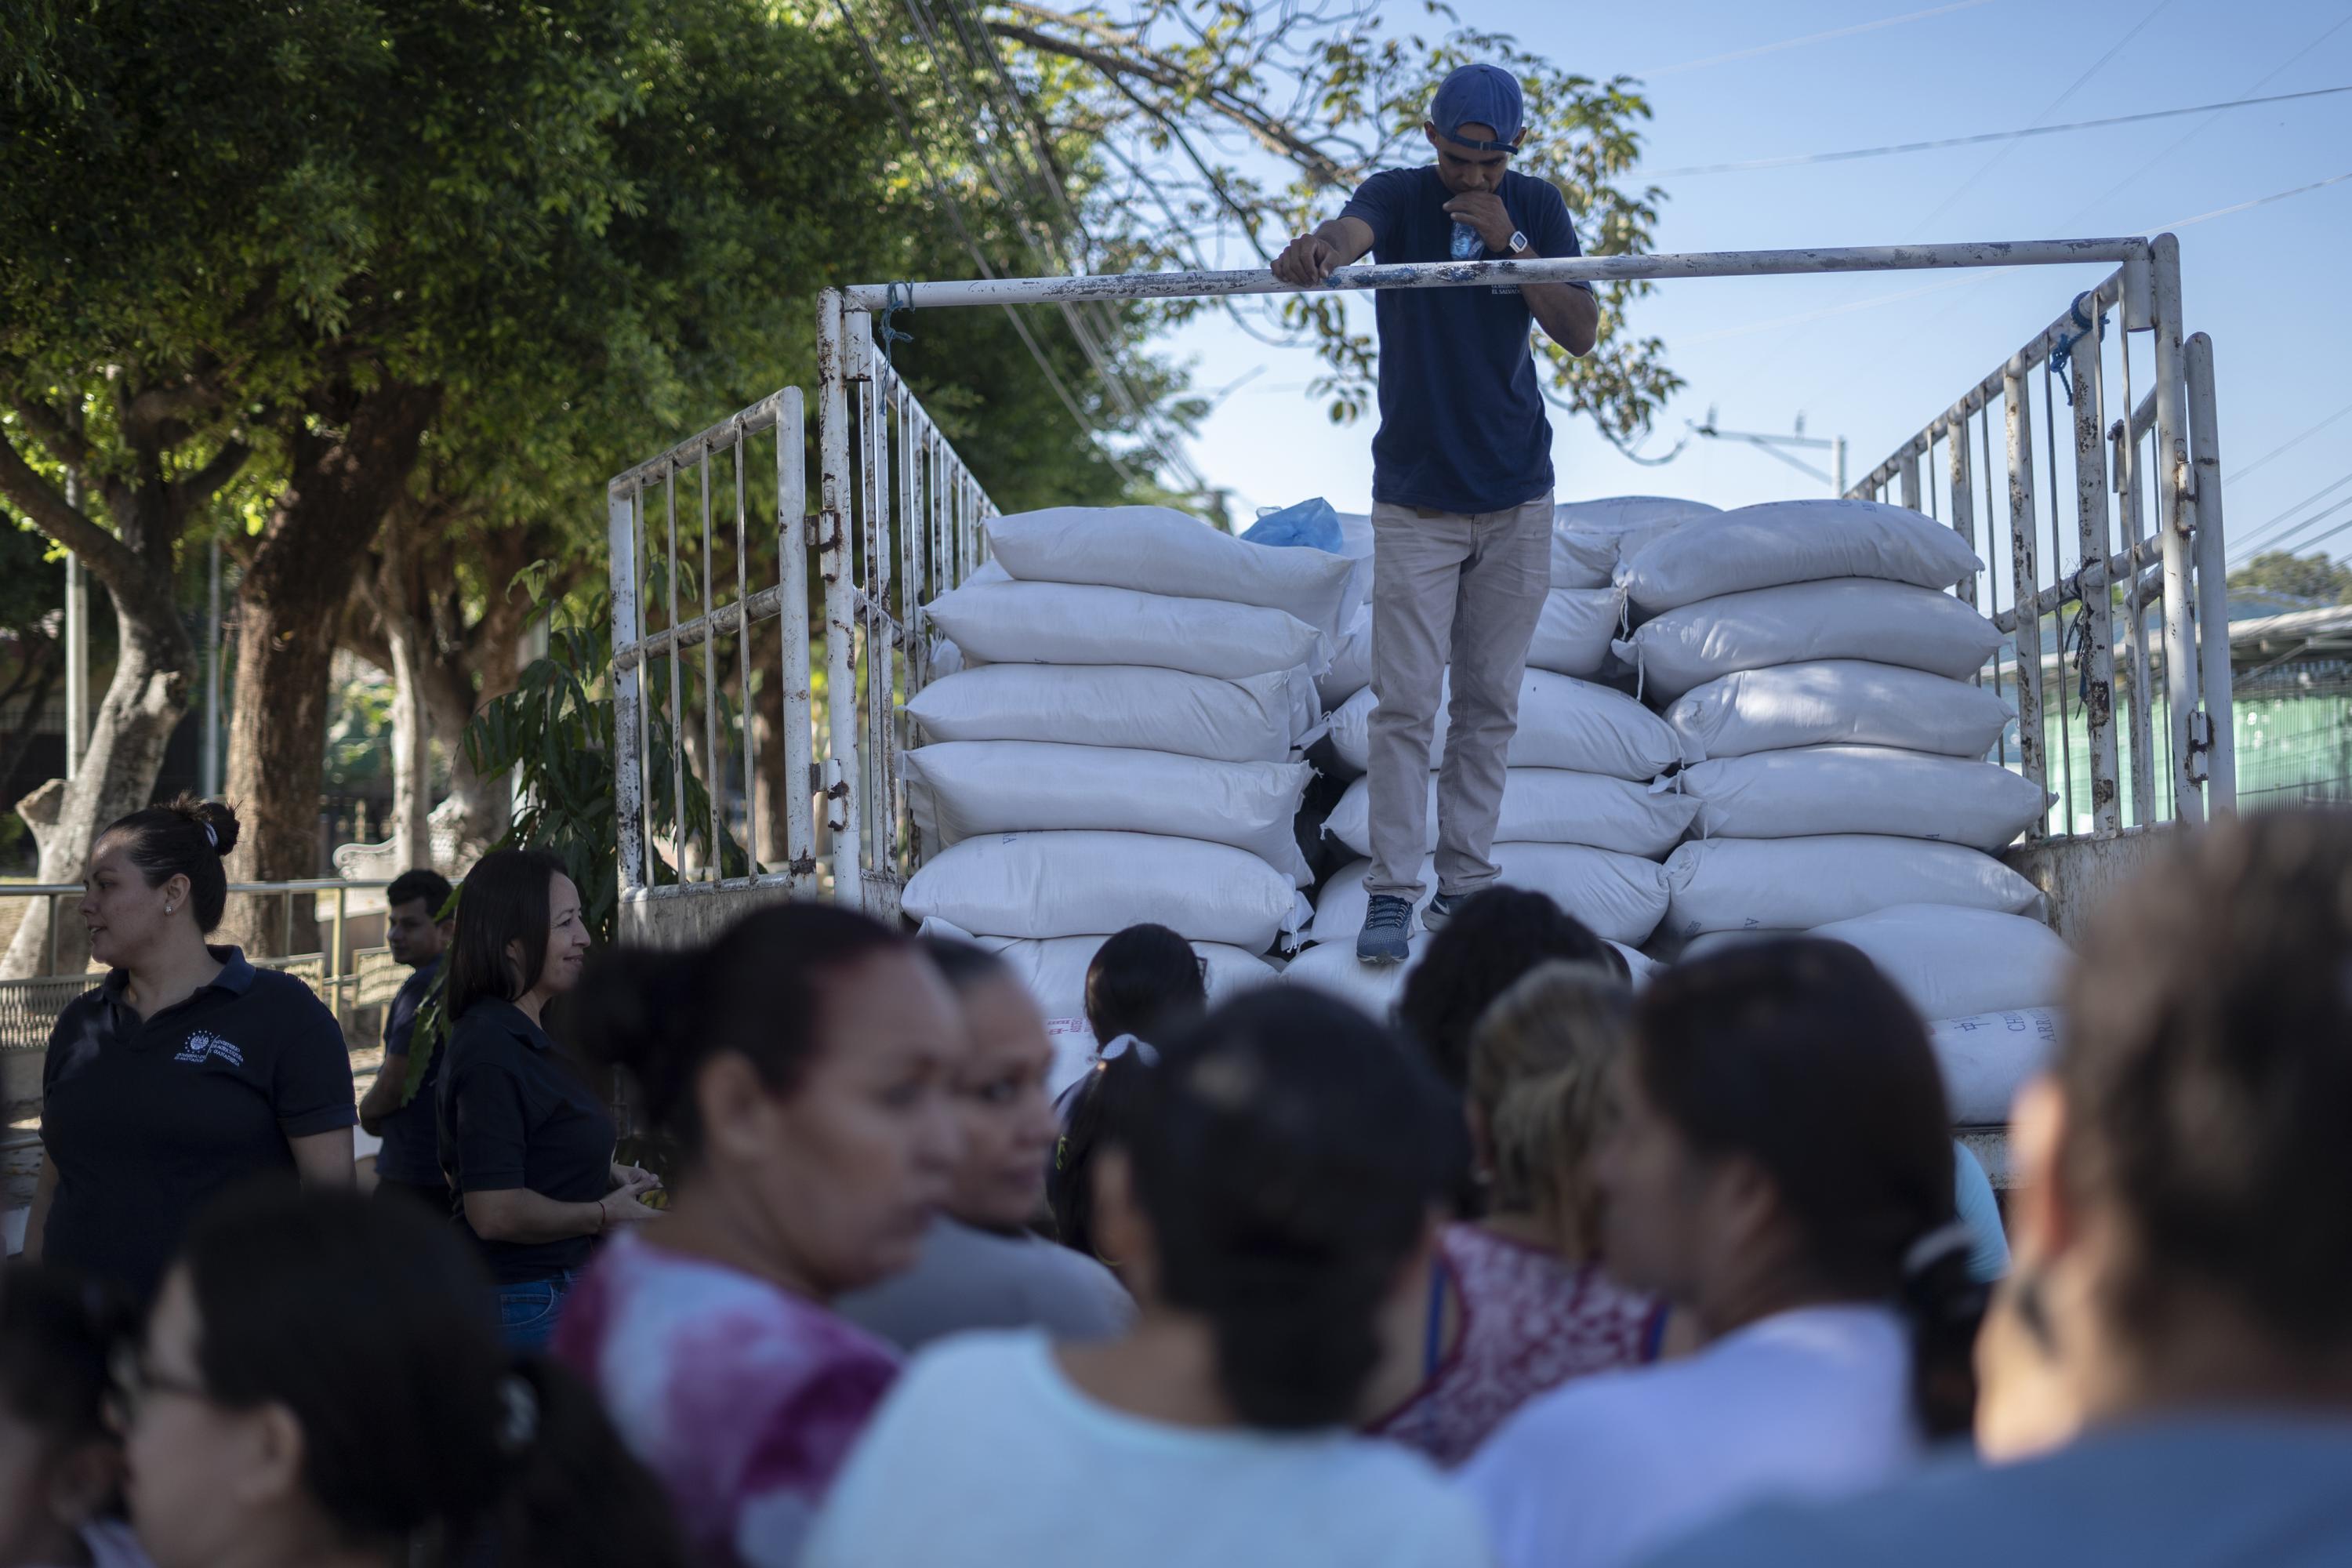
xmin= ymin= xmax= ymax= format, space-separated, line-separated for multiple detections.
xmin=2061 ymin=558 xmax=2100 ymax=705
xmin=879 ymin=281 xmax=916 ymax=369
xmin=2049 ymin=291 xmax=2105 ymax=408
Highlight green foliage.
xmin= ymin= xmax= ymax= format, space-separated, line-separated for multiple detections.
xmin=2230 ymin=550 xmax=2352 ymax=608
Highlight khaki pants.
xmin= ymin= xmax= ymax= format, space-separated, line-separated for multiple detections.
xmin=1366 ymin=491 xmax=1554 ymax=902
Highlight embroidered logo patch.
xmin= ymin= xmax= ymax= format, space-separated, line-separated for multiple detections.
xmin=174 ymin=1030 xmax=245 ymax=1068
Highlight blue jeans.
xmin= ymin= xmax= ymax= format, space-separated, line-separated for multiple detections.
xmin=496 ymin=1270 xmax=579 ymax=1352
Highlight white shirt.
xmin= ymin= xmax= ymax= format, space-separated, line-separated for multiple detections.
xmin=803 ymin=1330 xmax=1492 ymax=1568
xmin=1458 ymin=1305 xmax=1922 ymax=1568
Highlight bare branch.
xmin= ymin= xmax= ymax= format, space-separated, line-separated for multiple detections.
xmin=987 ymin=17 xmax=1352 ymax=187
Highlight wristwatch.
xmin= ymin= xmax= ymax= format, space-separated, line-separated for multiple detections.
xmin=1508 ymin=230 xmax=1530 ymax=256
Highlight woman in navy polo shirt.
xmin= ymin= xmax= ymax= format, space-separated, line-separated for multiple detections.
xmin=437 ymin=848 xmax=661 ymax=1348
xmin=26 ymin=797 xmax=357 ymax=1301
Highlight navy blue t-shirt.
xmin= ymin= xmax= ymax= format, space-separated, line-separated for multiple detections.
xmin=372 ymin=956 xmax=444 ymax=1188
xmin=39 ymin=947 xmax=357 ymax=1301
xmin=436 ymin=997 xmax=615 ymax=1283
xmin=1338 ymin=165 xmax=1587 ymax=515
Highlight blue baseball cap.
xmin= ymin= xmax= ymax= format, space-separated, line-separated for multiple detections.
xmin=1430 ymin=64 xmax=1525 ymax=151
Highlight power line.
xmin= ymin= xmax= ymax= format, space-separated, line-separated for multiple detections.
xmin=2158 ymin=167 xmax=2352 ymax=230
xmin=1635 ymin=0 xmax=1998 ymax=79
xmin=1636 ymin=82 xmax=2352 ymax=177
xmin=2234 ymin=398 xmax=2352 ymax=486
xmin=2055 ymin=10 xmax=2352 ymax=233
xmin=2227 ymin=469 xmax=2352 ymax=563
xmin=2248 ymin=496 xmax=2352 ymax=564
xmin=833 ymin=0 xmax=1142 ymax=487
xmin=1902 ymin=0 xmax=2176 ymax=240
xmin=897 ymin=0 xmax=1207 ymax=494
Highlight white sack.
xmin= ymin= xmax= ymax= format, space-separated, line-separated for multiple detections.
xmin=904 ymin=742 xmax=1312 ymax=885
xmin=1614 ymin=579 xmax=2002 ymax=702
xmin=902 ymin=831 xmax=1305 ymax=949
xmin=1618 ymin=498 xmax=1983 ymax=614
xmin=926 ymin=579 xmax=1322 ymax=681
xmin=1676 ymin=928 xmax=1806 ymax=960
xmin=1663 ymin=834 xmax=2044 ymax=938
xmin=909 ymin=664 xmax=1312 ymax=764
xmin=1312 ymin=845 xmax=1670 ymax=947
xmin=1551 ymin=528 xmax=1617 ymax=591
xmin=1929 ymin=1007 xmax=2062 ymax=1126
xmin=965 ymin=933 xmax=1277 ymax=1097
xmin=1323 ymin=768 xmax=1699 ymax=861
xmin=1612 ymin=942 xmax=1663 ymax=988
xmin=1526 ymin=588 xmax=1625 ymax=679
xmin=985 ymin=506 xmax=1359 ymax=645
xmin=1811 ymin=904 xmax=2071 ymax=1022
xmin=1318 ymin=606 xmax=1374 ymax=708
xmin=1554 ymin=497 xmax=1722 ymax=583
xmin=1283 ymin=930 xmax=1653 ymax=1011
xmin=1680 ymin=746 xmax=2048 ymax=853
xmin=1664 ymin=660 xmax=2011 ymax=762
xmin=1282 ymin=935 xmax=1420 ymax=1018
xmin=1326 ymin=668 xmax=1682 ymax=781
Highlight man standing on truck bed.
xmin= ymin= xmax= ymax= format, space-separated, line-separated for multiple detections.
xmin=1273 ymin=64 xmax=1599 ymax=965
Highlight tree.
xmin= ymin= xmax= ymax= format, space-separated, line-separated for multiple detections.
xmin=0 ymin=523 xmax=72 ymax=829
xmin=978 ymin=0 xmax=1679 ymax=447
xmin=2229 ymin=550 xmax=2352 ymax=608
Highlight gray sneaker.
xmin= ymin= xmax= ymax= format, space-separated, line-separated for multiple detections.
xmin=1422 ymin=891 xmax=1461 ymax=931
xmin=1356 ymin=893 xmax=1414 ymax=964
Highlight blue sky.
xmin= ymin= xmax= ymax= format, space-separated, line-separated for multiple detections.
xmin=1158 ymin=0 xmax=2352 ymax=569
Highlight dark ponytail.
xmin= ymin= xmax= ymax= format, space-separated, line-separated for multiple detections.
xmin=101 ymin=793 xmax=240 ymax=932
xmin=178 ymin=1183 xmax=686 ymax=1568
xmin=1633 ymin=938 xmax=1985 ymax=1439
xmin=1116 ymin=989 xmax=1462 ymax=1429
xmin=572 ymin=902 xmax=909 ymax=1161
xmin=1083 ymin=924 xmax=1207 ymax=1045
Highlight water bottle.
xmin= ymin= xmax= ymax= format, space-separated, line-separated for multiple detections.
xmin=1449 ymin=220 xmax=1482 ymax=261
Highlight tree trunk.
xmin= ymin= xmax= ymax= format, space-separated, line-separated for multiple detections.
xmin=384 ymin=605 xmax=434 ymax=873
xmin=222 ymin=383 xmax=439 ymax=956
xmin=360 ymin=505 xmax=437 ymax=874
xmin=0 ymin=376 xmax=240 ymax=975
xmin=0 ymin=592 xmax=194 ymax=976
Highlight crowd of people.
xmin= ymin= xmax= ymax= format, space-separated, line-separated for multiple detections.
xmin=9 ymin=794 xmax=2349 ymax=1567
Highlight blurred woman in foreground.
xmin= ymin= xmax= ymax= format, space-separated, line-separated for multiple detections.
xmin=805 ymin=989 xmax=1489 ymax=1568
xmin=556 ymin=905 xmax=964 ymax=1568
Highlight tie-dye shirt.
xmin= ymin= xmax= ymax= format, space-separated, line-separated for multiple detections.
xmin=554 ymin=1232 xmax=899 ymax=1568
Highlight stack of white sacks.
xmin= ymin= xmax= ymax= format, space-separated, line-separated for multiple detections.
xmin=1288 ymin=498 xmax=1722 ymax=1011
xmin=1617 ymin=497 xmax=2068 ymax=1123
xmin=898 ymin=506 xmax=1352 ymax=1087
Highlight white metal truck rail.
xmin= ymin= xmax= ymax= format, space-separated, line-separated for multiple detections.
xmin=603 ymin=237 xmax=2232 ymax=940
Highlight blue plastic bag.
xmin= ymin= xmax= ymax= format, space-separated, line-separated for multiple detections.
xmin=1241 ymin=497 xmax=1343 ymax=554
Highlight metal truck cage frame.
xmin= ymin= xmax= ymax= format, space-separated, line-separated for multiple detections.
xmin=605 ymin=235 xmax=2232 ymax=948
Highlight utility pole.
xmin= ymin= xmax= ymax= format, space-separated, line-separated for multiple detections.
xmin=203 ymin=535 xmax=223 ymax=797
xmin=63 ymin=473 xmax=88 ymax=782
xmin=1693 ymin=408 xmax=1849 ymax=497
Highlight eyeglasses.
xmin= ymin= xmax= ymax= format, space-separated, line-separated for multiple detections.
xmin=107 ymin=1342 xmax=211 ymax=1425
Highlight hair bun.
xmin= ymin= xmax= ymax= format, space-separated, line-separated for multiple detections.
xmin=197 ymin=800 xmax=241 ymax=859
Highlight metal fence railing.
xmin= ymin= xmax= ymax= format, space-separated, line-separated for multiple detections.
xmin=0 ymin=880 xmax=400 ymax=1052
xmin=606 ymin=345 xmax=999 ymax=935
xmin=1847 ymin=233 xmax=2234 ymax=840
